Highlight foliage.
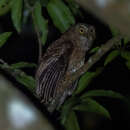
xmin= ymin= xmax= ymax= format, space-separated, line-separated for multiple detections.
xmin=104 ymin=50 xmax=120 ymax=66
xmin=0 ymin=0 xmax=130 ymax=130
xmin=65 ymin=110 xmax=80 ymax=130
xmin=74 ymin=67 xmax=103 ymax=95
xmin=0 ymin=0 xmax=11 ymax=16
xmin=0 ymin=32 xmax=12 ymax=48
xmin=11 ymin=0 xmax=23 ymax=32
xmin=47 ymin=0 xmax=75 ymax=33
xmin=32 ymin=2 xmax=48 ymax=45
xmin=0 ymin=60 xmax=36 ymax=92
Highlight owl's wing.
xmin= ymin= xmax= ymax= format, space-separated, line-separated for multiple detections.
xmin=36 ymin=41 xmax=73 ymax=104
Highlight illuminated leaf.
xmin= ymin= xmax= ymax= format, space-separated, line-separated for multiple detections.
xmin=0 ymin=32 xmax=12 ymax=48
xmin=0 ymin=0 xmax=11 ymax=16
xmin=66 ymin=111 xmax=80 ymax=130
xmin=11 ymin=62 xmax=37 ymax=69
xmin=74 ymin=98 xmax=111 ymax=119
xmin=89 ymin=46 xmax=100 ymax=54
xmin=0 ymin=62 xmax=36 ymax=92
xmin=61 ymin=97 xmax=78 ymax=125
xmin=104 ymin=50 xmax=120 ymax=66
xmin=47 ymin=0 xmax=75 ymax=33
xmin=33 ymin=2 xmax=48 ymax=45
xmin=15 ymin=72 xmax=36 ymax=92
xmin=110 ymin=26 xmax=120 ymax=36
xmin=80 ymin=90 xmax=125 ymax=100
xmin=121 ymin=50 xmax=130 ymax=60
xmin=11 ymin=0 xmax=23 ymax=32
xmin=75 ymin=68 xmax=103 ymax=95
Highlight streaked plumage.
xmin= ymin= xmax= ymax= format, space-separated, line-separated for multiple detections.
xmin=35 ymin=23 xmax=96 ymax=112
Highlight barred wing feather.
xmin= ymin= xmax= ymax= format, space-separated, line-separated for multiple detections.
xmin=36 ymin=55 xmax=67 ymax=104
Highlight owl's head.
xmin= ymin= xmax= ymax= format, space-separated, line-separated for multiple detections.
xmin=68 ymin=23 xmax=96 ymax=51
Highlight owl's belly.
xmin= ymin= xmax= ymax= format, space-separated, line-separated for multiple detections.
xmin=67 ymin=60 xmax=84 ymax=74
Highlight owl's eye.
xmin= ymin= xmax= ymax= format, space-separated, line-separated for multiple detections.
xmin=79 ymin=28 xmax=85 ymax=34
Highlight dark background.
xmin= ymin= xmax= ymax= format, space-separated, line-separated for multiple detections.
xmin=0 ymin=9 xmax=130 ymax=130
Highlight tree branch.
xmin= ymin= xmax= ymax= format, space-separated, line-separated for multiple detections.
xmin=61 ymin=35 xmax=122 ymax=91
xmin=47 ymin=35 xmax=122 ymax=112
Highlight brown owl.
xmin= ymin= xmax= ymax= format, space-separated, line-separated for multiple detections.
xmin=35 ymin=23 xmax=96 ymax=112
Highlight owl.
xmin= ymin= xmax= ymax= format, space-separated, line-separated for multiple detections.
xmin=35 ymin=23 xmax=96 ymax=112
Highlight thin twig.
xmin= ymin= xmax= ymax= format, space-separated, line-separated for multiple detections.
xmin=0 ymin=59 xmax=6 ymax=64
xmin=35 ymin=25 xmax=42 ymax=63
xmin=32 ymin=12 xmax=42 ymax=63
xmin=24 ymin=0 xmax=42 ymax=63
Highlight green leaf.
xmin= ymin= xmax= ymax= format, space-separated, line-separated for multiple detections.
xmin=104 ymin=50 xmax=120 ymax=66
xmin=11 ymin=0 xmax=23 ymax=32
xmin=74 ymin=72 xmax=94 ymax=95
xmin=65 ymin=0 xmax=82 ymax=17
xmin=89 ymin=46 xmax=100 ymax=54
xmin=80 ymin=90 xmax=125 ymax=100
xmin=15 ymin=72 xmax=36 ymax=92
xmin=0 ymin=61 xmax=36 ymax=92
xmin=0 ymin=32 xmax=12 ymax=48
xmin=74 ymin=68 xmax=103 ymax=95
xmin=110 ymin=26 xmax=120 ymax=36
xmin=65 ymin=111 xmax=80 ymax=130
xmin=60 ymin=97 xmax=78 ymax=125
xmin=121 ymin=50 xmax=130 ymax=60
xmin=73 ymin=98 xmax=111 ymax=119
xmin=10 ymin=62 xmax=37 ymax=69
xmin=47 ymin=0 xmax=75 ymax=33
xmin=124 ymin=37 xmax=129 ymax=45
xmin=33 ymin=2 xmax=48 ymax=45
xmin=125 ymin=60 xmax=130 ymax=70
xmin=0 ymin=0 xmax=11 ymax=16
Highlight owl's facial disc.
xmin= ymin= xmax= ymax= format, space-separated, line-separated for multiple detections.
xmin=77 ymin=24 xmax=96 ymax=51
